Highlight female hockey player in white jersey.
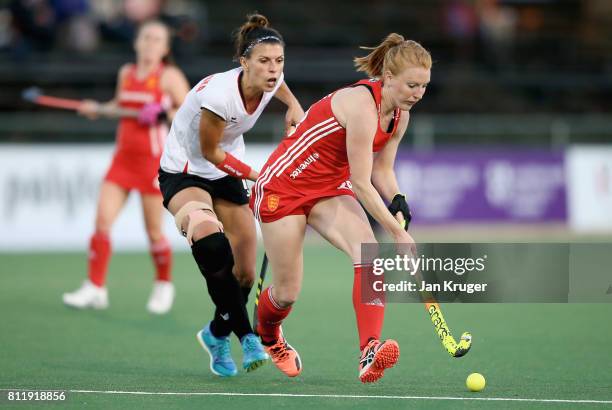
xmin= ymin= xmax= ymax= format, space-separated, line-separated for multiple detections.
xmin=158 ymin=13 xmax=304 ymax=377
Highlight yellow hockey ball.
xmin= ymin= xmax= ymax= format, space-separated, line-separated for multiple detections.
xmin=466 ymin=373 xmax=485 ymax=392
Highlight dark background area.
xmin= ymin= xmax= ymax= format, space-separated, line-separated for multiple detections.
xmin=1 ymin=0 xmax=611 ymax=144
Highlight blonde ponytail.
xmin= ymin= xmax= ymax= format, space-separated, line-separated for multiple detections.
xmin=354 ymin=33 xmax=432 ymax=78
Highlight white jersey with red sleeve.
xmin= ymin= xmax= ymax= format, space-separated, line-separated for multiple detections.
xmin=160 ymin=67 xmax=284 ymax=179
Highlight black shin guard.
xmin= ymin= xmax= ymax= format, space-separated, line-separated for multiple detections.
xmin=191 ymin=233 xmax=253 ymax=339
xmin=212 ymin=285 xmax=253 ymax=337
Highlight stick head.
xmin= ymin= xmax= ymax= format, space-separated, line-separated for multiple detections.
xmin=22 ymin=87 xmax=42 ymax=103
xmin=452 ymin=332 xmax=472 ymax=358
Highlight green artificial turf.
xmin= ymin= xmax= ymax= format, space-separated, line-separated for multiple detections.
xmin=0 ymin=246 xmax=610 ymax=409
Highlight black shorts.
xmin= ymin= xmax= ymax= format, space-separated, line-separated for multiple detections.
xmin=158 ymin=168 xmax=249 ymax=209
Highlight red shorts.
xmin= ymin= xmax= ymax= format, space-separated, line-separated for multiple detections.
xmin=104 ymin=151 xmax=161 ymax=195
xmin=250 ymin=182 xmax=355 ymax=223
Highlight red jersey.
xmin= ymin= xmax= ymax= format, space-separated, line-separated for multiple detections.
xmin=252 ymin=79 xmax=401 ymax=222
xmin=116 ymin=64 xmax=169 ymax=157
xmin=103 ymin=64 xmax=170 ymax=194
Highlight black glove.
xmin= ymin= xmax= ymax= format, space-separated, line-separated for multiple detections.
xmin=387 ymin=193 xmax=412 ymax=230
xmin=157 ymin=109 xmax=168 ymax=123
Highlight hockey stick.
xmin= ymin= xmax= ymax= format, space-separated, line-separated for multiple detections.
xmin=396 ymin=216 xmax=472 ymax=357
xmin=421 ymin=284 xmax=472 ymax=357
xmin=21 ymin=87 xmax=139 ymax=117
xmin=401 ymin=231 xmax=472 ymax=357
xmin=252 ymin=253 xmax=269 ymax=335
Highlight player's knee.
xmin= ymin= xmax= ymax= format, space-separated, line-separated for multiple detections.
xmin=191 ymin=232 xmax=234 ymax=276
xmin=173 ymin=201 xmax=223 ymax=245
xmin=146 ymin=228 xmax=163 ymax=243
xmin=233 ymin=265 xmax=256 ymax=288
xmin=348 ymin=237 xmax=378 ymax=263
xmin=94 ymin=216 xmax=112 ymax=233
xmin=191 ymin=220 xmax=222 ymax=243
xmin=235 ymin=274 xmax=255 ymax=288
xmin=94 ymin=224 xmax=111 ymax=235
xmin=272 ymin=286 xmax=299 ymax=307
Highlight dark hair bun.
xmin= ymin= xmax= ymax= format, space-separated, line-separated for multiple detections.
xmin=248 ymin=13 xmax=269 ymax=27
xmin=233 ymin=12 xmax=284 ymax=60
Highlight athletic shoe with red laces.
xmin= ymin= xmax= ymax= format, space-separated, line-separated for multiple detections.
xmin=358 ymin=338 xmax=400 ymax=383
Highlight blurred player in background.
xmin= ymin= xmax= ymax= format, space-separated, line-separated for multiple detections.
xmin=63 ymin=20 xmax=190 ymax=314
xmin=159 ymin=13 xmax=303 ymax=376
xmin=252 ymin=33 xmax=428 ymax=383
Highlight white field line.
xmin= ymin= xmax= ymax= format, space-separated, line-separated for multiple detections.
xmin=1 ymin=389 xmax=611 ymax=404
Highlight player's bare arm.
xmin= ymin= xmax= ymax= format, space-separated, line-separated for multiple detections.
xmin=339 ymin=87 xmax=409 ymax=242
xmin=78 ymin=64 xmax=130 ymax=120
xmin=274 ymin=81 xmax=304 ymax=132
xmin=371 ymin=111 xmax=410 ymax=202
xmin=199 ymin=108 xmax=228 ymax=164
xmin=199 ymin=109 xmax=259 ymax=181
xmin=160 ymin=66 xmax=190 ymax=121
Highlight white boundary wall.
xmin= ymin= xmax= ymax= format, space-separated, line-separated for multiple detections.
xmin=566 ymin=145 xmax=612 ymax=232
xmin=0 ymin=144 xmax=274 ymax=251
xmin=1 ymin=144 xmax=611 ymax=251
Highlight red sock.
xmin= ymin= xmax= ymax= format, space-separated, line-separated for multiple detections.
xmin=88 ymin=231 xmax=111 ymax=287
xmin=257 ymin=287 xmax=291 ymax=344
xmin=151 ymin=236 xmax=172 ymax=282
xmin=353 ymin=264 xmax=385 ymax=350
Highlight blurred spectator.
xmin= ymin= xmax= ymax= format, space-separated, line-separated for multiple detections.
xmin=8 ymin=0 xmax=97 ymax=54
xmin=98 ymin=0 xmax=163 ymax=44
xmin=443 ymin=0 xmax=479 ymax=62
xmin=476 ymin=0 xmax=517 ymax=70
xmin=96 ymin=0 xmax=202 ymax=57
xmin=124 ymin=0 xmax=161 ymax=22
xmin=0 ymin=8 xmax=12 ymax=49
xmin=51 ymin=0 xmax=98 ymax=52
xmin=1 ymin=0 xmax=610 ymax=120
xmin=10 ymin=0 xmax=58 ymax=54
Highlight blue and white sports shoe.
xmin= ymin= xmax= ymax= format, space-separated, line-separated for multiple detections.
xmin=241 ymin=333 xmax=269 ymax=372
xmin=196 ymin=323 xmax=238 ymax=377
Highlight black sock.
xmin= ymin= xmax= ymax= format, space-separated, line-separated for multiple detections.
xmin=211 ymin=285 xmax=253 ymax=338
xmin=191 ymin=233 xmax=253 ymax=340
xmin=241 ymin=285 xmax=252 ymax=304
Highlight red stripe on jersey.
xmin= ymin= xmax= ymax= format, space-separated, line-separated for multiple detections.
xmin=253 ymin=78 xmax=400 ymax=220
xmin=254 ymin=117 xmax=341 ymax=218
